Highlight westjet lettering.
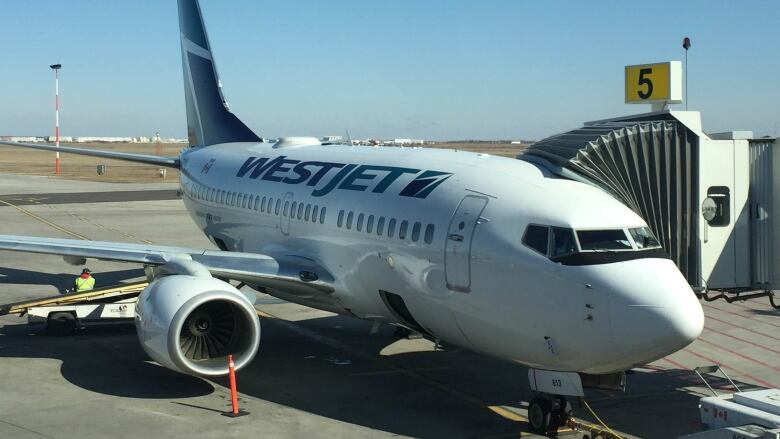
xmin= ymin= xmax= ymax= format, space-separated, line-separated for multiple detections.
xmin=235 ymin=156 xmax=453 ymax=198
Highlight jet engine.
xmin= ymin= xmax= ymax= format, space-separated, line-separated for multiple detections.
xmin=134 ymin=275 xmax=261 ymax=376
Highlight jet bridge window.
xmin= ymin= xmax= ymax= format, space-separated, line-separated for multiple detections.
xmin=628 ymin=227 xmax=661 ymax=249
xmin=576 ymin=230 xmax=632 ymax=251
xmin=705 ymin=186 xmax=731 ymax=227
xmin=522 ymin=224 xmax=549 ymax=255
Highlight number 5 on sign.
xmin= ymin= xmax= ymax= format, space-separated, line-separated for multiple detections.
xmin=625 ymin=61 xmax=682 ymax=104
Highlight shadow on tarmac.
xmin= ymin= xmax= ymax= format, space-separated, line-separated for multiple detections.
xmin=0 ymin=302 xmax=762 ymax=438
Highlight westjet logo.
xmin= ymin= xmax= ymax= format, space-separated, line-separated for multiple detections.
xmin=236 ymin=156 xmax=452 ymax=198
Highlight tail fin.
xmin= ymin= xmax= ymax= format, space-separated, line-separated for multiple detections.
xmin=178 ymin=0 xmax=261 ymax=147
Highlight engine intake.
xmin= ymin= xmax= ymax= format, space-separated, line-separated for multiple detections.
xmin=135 ymin=275 xmax=261 ymax=376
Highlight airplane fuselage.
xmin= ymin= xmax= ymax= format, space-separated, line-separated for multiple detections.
xmin=178 ymin=141 xmax=704 ymax=375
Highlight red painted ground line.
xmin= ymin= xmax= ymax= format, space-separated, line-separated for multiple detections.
xmin=703 ymin=325 xmax=780 ymax=356
xmin=703 ymin=302 xmax=780 ymax=330
xmin=694 ymin=337 xmax=780 ymax=374
xmin=683 ymin=348 xmax=776 ymax=389
xmin=704 ymin=313 xmax=780 ymax=343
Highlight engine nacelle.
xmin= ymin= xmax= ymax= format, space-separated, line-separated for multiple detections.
xmin=135 ymin=275 xmax=260 ymax=376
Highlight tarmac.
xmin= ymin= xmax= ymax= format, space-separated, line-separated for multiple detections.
xmin=1 ymin=173 xmax=779 ymax=439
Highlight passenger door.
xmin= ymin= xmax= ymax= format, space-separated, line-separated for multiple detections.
xmin=445 ymin=195 xmax=488 ymax=292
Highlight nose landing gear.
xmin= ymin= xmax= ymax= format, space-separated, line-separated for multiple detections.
xmin=528 ymin=394 xmax=572 ymax=436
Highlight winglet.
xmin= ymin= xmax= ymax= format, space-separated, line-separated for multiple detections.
xmin=178 ymin=0 xmax=261 ymax=147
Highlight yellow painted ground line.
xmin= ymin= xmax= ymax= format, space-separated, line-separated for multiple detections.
xmin=0 ymin=199 xmax=89 ymax=240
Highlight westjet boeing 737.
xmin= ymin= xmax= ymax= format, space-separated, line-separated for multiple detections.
xmin=0 ymin=0 xmax=704 ymax=433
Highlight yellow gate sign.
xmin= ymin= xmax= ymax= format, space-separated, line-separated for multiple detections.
xmin=625 ymin=61 xmax=682 ymax=104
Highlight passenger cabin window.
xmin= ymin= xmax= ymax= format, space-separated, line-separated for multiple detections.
xmin=357 ymin=213 xmax=364 ymax=231
xmin=398 ymin=220 xmax=408 ymax=240
xmin=346 ymin=211 xmax=354 ymax=229
xmin=338 ymin=210 xmax=344 ymax=227
xmin=254 ymin=197 xmax=259 ymax=210
xmin=304 ymin=204 xmax=311 ymax=221
xmin=411 ymin=222 xmax=421 ymax=242
xmin=387 ymin=219 xmax=396 ymax=237
xmin=366 ymin=215 xmax=374 ymax=234
xmin=283 ymin=201 xmax=290 ymax=216
xmin=312 ymin=206 xmax=319 ymax=222
xmin=275 ymin=199 xmax=281 ymax=215
xmin=577 ymin=230 xmax=632 ymax=251
xmin=552 ymin=227 xmax=576 ymax=257
xmin=319 ymin=207 xmax=326 ymax=224
xmin=377 ymin=217 xmax=386 ymax=236
xmin=424 ymin=224 xmax=434 ymax=244
xmin=297 ymin=203 xmax=304 ymax=219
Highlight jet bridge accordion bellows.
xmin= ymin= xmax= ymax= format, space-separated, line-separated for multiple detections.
xmin=519 ymin=119 xmax=700 ymax=286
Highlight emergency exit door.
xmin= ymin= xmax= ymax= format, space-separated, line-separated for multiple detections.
xmin=445 ymin=195 xmax=488 ymax=292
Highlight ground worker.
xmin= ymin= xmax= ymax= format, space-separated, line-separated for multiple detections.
xmin=73 ymin=268 xmax=95 ymax=292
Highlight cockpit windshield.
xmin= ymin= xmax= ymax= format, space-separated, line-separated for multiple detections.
xmin=521 ymin=223 xmax=666 ymax=265
xmin=577 ymin=229 xmax=632 ymax=251
xmin=629 ymin=227 xmax=662 ymax=249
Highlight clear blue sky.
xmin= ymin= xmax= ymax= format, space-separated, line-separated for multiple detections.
xmin=1 ymin=1 xmax=778 ymax=141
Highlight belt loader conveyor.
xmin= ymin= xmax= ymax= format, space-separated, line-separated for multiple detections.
xmin=0 ymin=281 xmax=148 ymax=334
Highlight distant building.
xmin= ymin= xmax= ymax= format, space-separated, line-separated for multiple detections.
xmin=393 ymin=138 xmax=424 ymax=145
xmin=1 ymin=136 xmax=44 ymax=142
xmin=321 ymin=135 xmax=343 ymax=143
xmin=46 ymin=136 xmax=73 ymax=142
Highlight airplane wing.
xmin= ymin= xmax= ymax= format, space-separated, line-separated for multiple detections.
xmin=0 ymin=235 xmax=334 ymax=296
xmin=0 ymin=141 xmax=179 ymax=168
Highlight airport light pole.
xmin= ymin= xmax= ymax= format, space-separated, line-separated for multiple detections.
xmin=50 ymin=63 xmax=62 ymax=175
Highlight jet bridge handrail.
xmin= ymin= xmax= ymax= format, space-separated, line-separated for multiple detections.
xmin=693 ymin=364 xmax=742 ymax=397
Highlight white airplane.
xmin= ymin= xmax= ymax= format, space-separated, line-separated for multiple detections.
xmin=0 ymin=0 xmax=704 ymax=433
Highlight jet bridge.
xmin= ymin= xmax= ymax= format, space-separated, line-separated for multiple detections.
xmin=519 ymin=110 xmax=778 ymax=306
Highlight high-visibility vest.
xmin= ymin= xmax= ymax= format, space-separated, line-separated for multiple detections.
xmin=74 ymin=276 xmax=95 ymax=292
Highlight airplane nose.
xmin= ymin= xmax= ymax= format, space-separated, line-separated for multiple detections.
xmin=608 ymin=260 xmax=704 ymax=363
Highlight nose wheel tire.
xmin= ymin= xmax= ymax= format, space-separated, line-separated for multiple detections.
xmin=528 ymin=395 xmax=572 ymax=436
xmin=528 ymin=397 xmax=553 ymax=434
